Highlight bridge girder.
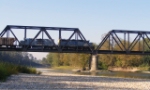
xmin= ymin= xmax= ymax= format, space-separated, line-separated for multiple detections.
xmin=96 ymin=30 xmax=150 ymax=54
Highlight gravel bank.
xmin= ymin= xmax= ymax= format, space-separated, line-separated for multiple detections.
xmin=0 ymin=68 xmax=150 ymax=90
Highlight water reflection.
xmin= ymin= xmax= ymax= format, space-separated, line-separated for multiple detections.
xmin=46 ymin=68 xmax=150 ymax=79
xmin=76 ymin=70 xmax=150 ymax=79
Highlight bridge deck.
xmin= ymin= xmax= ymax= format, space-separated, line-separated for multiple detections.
xmin=0 ymin=45 xmax=150 ymax=55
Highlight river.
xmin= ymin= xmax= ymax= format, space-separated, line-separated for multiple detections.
xmin=37 ymin=68 xmax=150 ymax=79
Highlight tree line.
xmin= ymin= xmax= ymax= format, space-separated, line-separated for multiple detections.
xmin=42 ymin=38 xmax=150 ymax=70
xmin=42 ymin=53 xmax=90 ymax=70
xmin=0 ymin=51 xmax=42 ymax=67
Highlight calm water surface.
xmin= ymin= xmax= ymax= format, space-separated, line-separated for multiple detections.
xmin=77 ymin=70 xmax=150 ymax=79
xmin=49 ymin=69 xmax=150 ymax=79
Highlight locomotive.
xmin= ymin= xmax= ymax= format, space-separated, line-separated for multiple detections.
xmin=58 ymin=39 xmax=93 ymax=50
xmin=20 ymin=38 xmax=55 ymax=49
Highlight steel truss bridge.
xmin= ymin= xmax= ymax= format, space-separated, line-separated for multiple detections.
xmin=1 ymin=25 xmax=150 ymax=55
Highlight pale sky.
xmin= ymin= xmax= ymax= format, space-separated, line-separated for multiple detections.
xmin=1 ymin=0 xmax=150 ymax=60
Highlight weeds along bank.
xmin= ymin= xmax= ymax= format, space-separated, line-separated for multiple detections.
xmin=0 ymin=62 xmax=40 ymax=81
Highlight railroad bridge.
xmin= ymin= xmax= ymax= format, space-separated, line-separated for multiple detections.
xmin=1 ymin=25 xmax=150 ymax=71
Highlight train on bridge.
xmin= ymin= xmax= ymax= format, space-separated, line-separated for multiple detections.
xmin=0 ymin=37 xmax=94 ymax=50
xmin=1 ymin=25 xmax=150 ymax=54
xmin=0 ymin=37 xmax=16 ymax=48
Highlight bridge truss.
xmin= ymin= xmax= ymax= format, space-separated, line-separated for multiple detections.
xmin=1 ymin=25 xmax=150 ymax=55
xmin=0 ymin=25 xmax=93 ymax=53
xmin=96 ymin=30 xmax=150 ymax=55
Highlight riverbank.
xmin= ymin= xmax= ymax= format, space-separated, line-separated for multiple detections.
xmin=0 ymin=68 xmax=149 ymax=90
xmin=39 ymin=67 xmax=150 ymax=79
xmin=108 ymin=66 xmax=150 ymax=72
xmin=0 ymin=62 xmax=39 ymax=81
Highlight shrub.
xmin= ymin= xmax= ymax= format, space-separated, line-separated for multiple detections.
xmin=0 ymin=62 xmax=38 ymax=81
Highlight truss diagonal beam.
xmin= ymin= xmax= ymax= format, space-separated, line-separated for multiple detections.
xmin=44 ymin=29 xmax=59 ymax=50
xmin=78 ymin=30 xmax=86 ymax=40
xmin=78 ymin=30 xmax=93 ymax=52
xmin=62 ymin=31 xmax=76 ymax=50
xmin=128 ymin=34 xmax=140 ymax=51
xmin=9 ymin=29 xmax=20 ymax=44
xmin=111 ymin=33 xmax=123 ymax=51
xmin=142 ymin=34 xmax=150 ymax=50
xmin=25 ymin=30 xmax=42 ymax=50
xmin=96 ymin=32 xmax=111 ymax=50
xmin=114 ymin=32 xmax=126 ymax=51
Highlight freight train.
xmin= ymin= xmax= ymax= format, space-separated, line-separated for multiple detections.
xmin=0 ymin=37 xmax=93 ymax=50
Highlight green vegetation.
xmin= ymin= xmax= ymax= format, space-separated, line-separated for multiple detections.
xmin=42 ymin=53 xmax=90 ymax=70
xmin=0 ymin=62 xmax=39 ymax=81
xmin=42 ymin=53 xmax=150 ymax=71
xmin=138 ymin=64 xmax=150 ymax=71
xmin=0 ymin=51 xmax=42 ymax=81
xmin=0 ymin=51 xmax=42 ymax=67
xmin=42 ymin=39 xmax=150 ymax=71
xmin=98 ymin=39 xmax=150 ymax=71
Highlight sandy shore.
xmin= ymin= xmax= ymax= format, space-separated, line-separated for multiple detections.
xmin=0 ymin=68 xmax=150 ymax=90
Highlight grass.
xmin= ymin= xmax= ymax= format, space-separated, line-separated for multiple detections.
xmin=138 ymin=66 xmax=150 ymax=71
xmin=0 ymin=62 xmax=41 ymax=81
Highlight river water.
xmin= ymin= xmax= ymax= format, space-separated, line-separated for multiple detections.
xmin=77 ymin=70 xmax=150 ymax=79
xmin=46 ymin=69 xmax=150 ymax=79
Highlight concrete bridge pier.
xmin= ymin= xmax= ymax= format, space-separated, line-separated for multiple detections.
xmin=90 ymin=54 xmax=98 ymax=72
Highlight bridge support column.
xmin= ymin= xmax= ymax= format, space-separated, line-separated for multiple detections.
xmin=90 ymin=54 xmax=98 ymax=71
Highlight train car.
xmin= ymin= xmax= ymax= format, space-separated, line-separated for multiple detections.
xmin=58 ymin=39 xmax=93 ymax=50
xmin=20 ymin=38 xmax=55 ymax=49
xmin=20 ymin=38 xmax=36 ymax=46
xmin=0 ymin=37 xmax=16 ymax=45
xmin=0 ymin=37 xmax=16 ymax=48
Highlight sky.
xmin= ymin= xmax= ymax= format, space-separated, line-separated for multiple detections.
xmin=1 ymin=0 xmax=150 ymax=60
